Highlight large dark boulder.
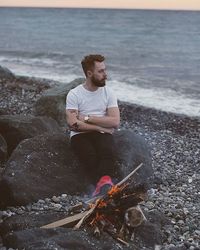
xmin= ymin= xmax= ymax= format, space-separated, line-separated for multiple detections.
xmin=0 ymin=134 xmax=7 ymax=165
xmin=0 ymin=115 xmax=62 ymax=156
xmin=0 ymin=133 xmax=85 ymax=207
xmin=0 ymin=65 xmax=15 ymax=80
xmin=2 ymin=227 xmax=124 ymax=250
xmin=0 ymin=129 xmax=152 ymax=208
xmin=14 ymin=75 xmax=56 ymax=90
xmin=0 ymin=212 xmax=68 ymax=237
xmin=115 ymin=129 xmax=152 ymax=189
xmin=34 ymin=78 xmax=84 ymax=126
xmin=1 ymin=211 xmax=166 ymax=250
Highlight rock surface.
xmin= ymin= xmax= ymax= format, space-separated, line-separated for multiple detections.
xmin=0 ymin=66 xmax=15 ymax=80
xmin=0 ymin=211 xmax=68 ymax=237
xmin=0 ymin=115 xmax=62 ymax=156
xmin=34 ymin=78 xmax=84 ymax=125
xmin=114 ymin=129 xmax=152 ymax=189
xmin=0 ymin=68 xmax=199 ymax=249
xmin=0 ymin=133 xmax=84 ymax=207
xmin=3 ymin=227 xmax=127 ymax=250
xmin=0 ymin=130 xmax=152 ymax=207
xmin=0 ymin=208 xmax=168 ymax=249
xmin=0 ymin=134 xmax=7 ymax=165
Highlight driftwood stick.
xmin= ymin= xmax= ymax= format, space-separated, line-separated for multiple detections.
xmin=136 ymin=204 xmax=147 ymax=221
xmin=116 ymin=237 xmax=130 ymax=247
xmin=40 ymin=163 xmax=143 ymax=229
xmin=73 ymin=205 xmax=96 ymax=230
xmin=116 ymin=162 xmax=143 ymax=187
xmin=68 ymin=202 xmax=83 ymax=212
xmin=40 ymin=210 xmax=89 ymax=229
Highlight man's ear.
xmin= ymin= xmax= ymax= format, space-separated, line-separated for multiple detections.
xmin=87 ymin=70 xmax=93 ymax=77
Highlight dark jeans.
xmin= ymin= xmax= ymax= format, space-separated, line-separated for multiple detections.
xmin=71 ymin=131 xmax=118 ymax=184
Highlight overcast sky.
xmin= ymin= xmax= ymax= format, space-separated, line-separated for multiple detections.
xmin=0 ymin=0 xmax=200 ymax=10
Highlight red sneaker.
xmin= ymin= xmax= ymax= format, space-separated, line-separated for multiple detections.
xmin=92 ymin=175 xmax=113 ymax=197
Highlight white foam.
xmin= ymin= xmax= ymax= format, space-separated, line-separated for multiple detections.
xmin=109 ymin=80 xmax=200 ymax=118
xmin=0 ymin=61 xmax=79 ymax=84
xmin=1 ymin=59 xmax=199 ymax=117
xmin=0 ymin=56 xmax=57 ymax=67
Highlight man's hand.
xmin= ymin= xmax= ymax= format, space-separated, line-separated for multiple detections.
xmin=98 ymin=127 xmax=114 ymax=134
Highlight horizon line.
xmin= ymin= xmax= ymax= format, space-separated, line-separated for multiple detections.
xmin=0 ymin=6 xmax=200 ymax=11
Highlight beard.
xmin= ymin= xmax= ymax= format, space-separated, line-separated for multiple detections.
xmin=91 ymin=75 xmax=106 ymax=87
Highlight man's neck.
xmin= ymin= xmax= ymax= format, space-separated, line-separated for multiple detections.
xmin=83 ymin=80 xmax=98 ymax=92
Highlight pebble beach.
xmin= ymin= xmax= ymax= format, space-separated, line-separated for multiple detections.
xmin=0 ymin=74 xmax=199 ymax=250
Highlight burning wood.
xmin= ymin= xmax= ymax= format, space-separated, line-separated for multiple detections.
xmin=41 ymin=163 xmax=147 ymax=244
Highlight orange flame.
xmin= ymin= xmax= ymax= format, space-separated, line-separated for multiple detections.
xmin=97 ymin=199 xmax=107 ymax=208
xmin=107 ymin=184 xmax=126 ymax=197
xmin=89 ymin=183 xmax=129 ymax=227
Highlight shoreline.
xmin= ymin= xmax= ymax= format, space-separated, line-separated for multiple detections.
xmin=1 ymin=64 xmax=200 ymax=120
xmin=0 ymin=67 xmax=200 ymax=249
xmin=0 ymin=68 xmax=199 ymax=124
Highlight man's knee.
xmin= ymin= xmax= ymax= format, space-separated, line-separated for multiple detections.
xmin=99 ymin=135 xmax=116 ymax=154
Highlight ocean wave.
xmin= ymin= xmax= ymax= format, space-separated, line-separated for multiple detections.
xmin=1 ymin=54 xmax=199 ymax=117
xmin=110 ymin=80 xmax=200 ymax=118
xmin=0 ymin=52 xmax=78 ymax=72
xmin=0 ymin=50 xmax=77 ymax=69
xmin=0 ymin=50 xmax=74 ymax=59
xmin=0 ymin=60 xmax=80 ymax=85
xmin=0 ymin=56 xmax=57 ymax=67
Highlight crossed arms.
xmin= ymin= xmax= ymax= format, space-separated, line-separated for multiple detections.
xmin=66 ymin=107 xmax=120 ymax=134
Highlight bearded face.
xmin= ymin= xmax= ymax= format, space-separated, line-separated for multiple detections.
xmin=91 ymin=74 xmax=106 ymax=87
xmin=88 ymin=61 xmax=107 ymax=87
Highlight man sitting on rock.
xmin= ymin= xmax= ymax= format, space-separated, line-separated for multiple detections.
xmin=66 ymin=54 xmax=120 ymax=196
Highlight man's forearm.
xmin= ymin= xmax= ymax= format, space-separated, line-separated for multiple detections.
xmin=66 ymin=109 xmax=116 ymax=133
xmin=87 ymin=115 xmax=119 ymax=128
xmin=70 ymin=120 xmax=113 ymax=134
xmin=66 ymin=110 xmax=102 ymax=132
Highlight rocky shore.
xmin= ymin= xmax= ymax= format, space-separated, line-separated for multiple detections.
xmin=0 ymin=66 xmax=199 ymax=250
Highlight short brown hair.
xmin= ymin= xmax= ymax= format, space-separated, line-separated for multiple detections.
xmin=81 ymin=54 xmax=105 ymax=77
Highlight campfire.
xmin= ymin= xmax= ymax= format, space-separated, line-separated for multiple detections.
xmin=41 ymin=163 xmax=147 ymax=246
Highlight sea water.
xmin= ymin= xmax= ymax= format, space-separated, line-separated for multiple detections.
xmin=0 ymin=7 xmax=200 ymax=117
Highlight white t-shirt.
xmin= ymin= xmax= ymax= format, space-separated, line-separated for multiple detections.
xmin=66 ymin=84 xmax=118 ymax=137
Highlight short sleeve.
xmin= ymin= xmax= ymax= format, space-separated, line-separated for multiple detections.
xmin=107 ymin=88 xmax=118 ymax=108
xmin=66 ymin=90 xmax=78 ymax=110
